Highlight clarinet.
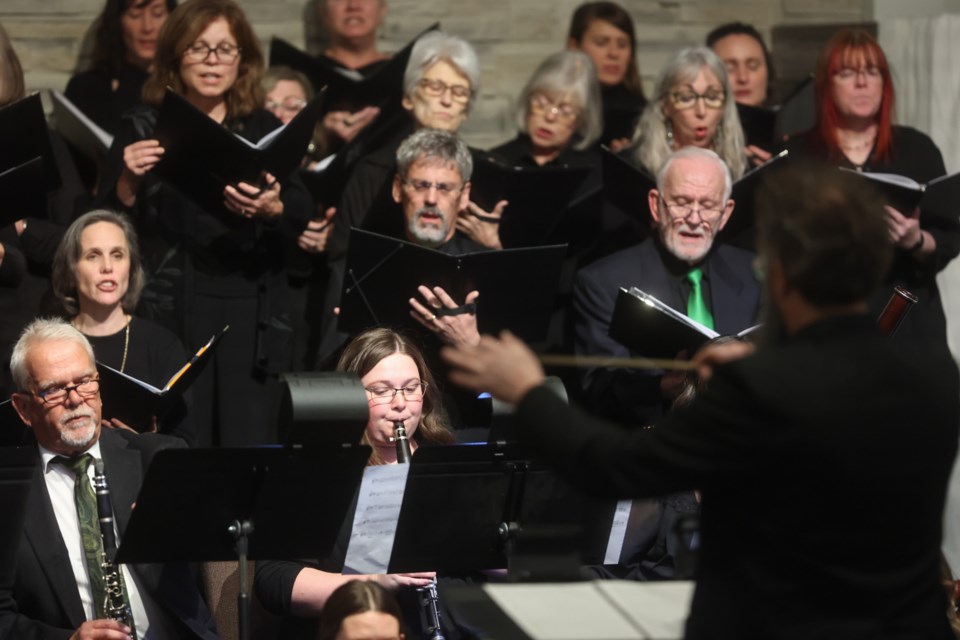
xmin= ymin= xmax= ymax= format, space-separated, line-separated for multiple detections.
xmin=393 ymin=420 xmax=412 ymax=464
xmin=93 ymin=460 xmax=135 ymax=637
xmin=392 ymin=421 xmax=445 ymax=639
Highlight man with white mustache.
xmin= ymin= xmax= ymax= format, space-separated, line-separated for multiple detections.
xmin=4 ymin=318 xmax=218 ymax=639
xmin=573 ymin=146 xmax=761 ymax=425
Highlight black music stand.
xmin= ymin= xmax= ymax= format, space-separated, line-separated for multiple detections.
xmin=382 ymin=443 xmax=616 ymax=581
xmin=0 ymin=447 xmax=38 ymax=587
xmin=115 ymin=445 xmax=370 ymax=640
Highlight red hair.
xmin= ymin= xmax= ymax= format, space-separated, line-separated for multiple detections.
xmin=812 ymin=29 xmax=895 ymax=163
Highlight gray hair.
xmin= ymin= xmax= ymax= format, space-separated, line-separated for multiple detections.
xmin=515 ymin=50 xmax=602 ymax=151
xmin=10 ymin=318 xmax=95 ymax=392
xmin=403 ymin=31 xmax=480 ymax=113
xmin=632 ymin=46 xmax=746 ymax=179
xmin=396 ymin=129 xmax=474 ymax=182
xmin=657 ymin=147 xmax=732 ymax=202
xmin=52 ymin=209 xmax=146 ymax=317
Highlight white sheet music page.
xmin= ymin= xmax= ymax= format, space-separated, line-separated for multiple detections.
xmin=595 ymin=580 xmax=695 ymax=639
xmin=483 ymin=583 xmax=640 ymax=639
xmin=342 ymin=464 xmax=410 ymax=574
xmin=603 ymin=499 xmax=633 ymax=564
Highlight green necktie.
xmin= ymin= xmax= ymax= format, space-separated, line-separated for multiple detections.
xmin=686 ymin=267 xmax=714 ymax=330
xmin=53 ymin=454 xmax=107 ymax=620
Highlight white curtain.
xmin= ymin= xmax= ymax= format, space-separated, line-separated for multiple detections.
xmin=880 ymin=14 xmax=960 ymax=575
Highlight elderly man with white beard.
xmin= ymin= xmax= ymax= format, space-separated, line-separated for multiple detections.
xmin=572 ymin=146 xmax=761 ymax=426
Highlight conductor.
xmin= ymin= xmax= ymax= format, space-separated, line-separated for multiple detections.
xmin=442 ymin=163 xmax=960 ymax=639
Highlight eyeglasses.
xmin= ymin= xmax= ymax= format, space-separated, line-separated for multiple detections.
xmin=402 ymin=178 xmax=462 ymax=197
xmin=265 ymin=97 xmax=307 ymax=115
xmin=529 ymin=94 xmax=580 ymax=122
xmin=834 ymin=66 xmax=882 ymax=82
xmin=32 ymin=378 xmax=100 ymax=405
xmin=668 ymin=89 xmax=725 ymax=111
xmin=184 ymin=42 xmax=241 ymax=64
xmin=365 ymin=381 xmax=428 ymax=405
xmin=660 ymin=196 xmax=725 ymax=221
xmin=418 ymin=78 xmax=472 ymax=103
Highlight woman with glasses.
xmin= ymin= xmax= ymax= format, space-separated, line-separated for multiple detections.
xmin=785 ymin=28 xmax=960 ymax=351
xmin=457 ymin=50 xmax=603 ymax=250
xmin=629 ymin=46 xmax=746 ymax=180
xmin=98 ymin=0 xmax=312 ymax=446
xmin=326 ymin=30 xmax=480 ymax=263
xmin=51 ymin=209 xmax=195 ymax=444
xmin=255 ymin=327 xmax=458 ymax=637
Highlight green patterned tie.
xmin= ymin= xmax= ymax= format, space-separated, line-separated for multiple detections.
xmin=686 ymin=267 xmax=715 ymax=330
xmin=53 ymin=454 xmax=107 ymax=619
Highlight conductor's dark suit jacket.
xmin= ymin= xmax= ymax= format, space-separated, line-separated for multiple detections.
xmin=573 ymin=237 xmax=760 ymax=425
xmin=0 ymin=428 xmax=219 ymax=639
xmin=518 ymin=314 xmax=960 ymax=639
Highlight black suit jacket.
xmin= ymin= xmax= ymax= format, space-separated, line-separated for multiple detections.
xmin=518 ymin=314 xmax=959 ymax=639
xmin=0 ymin=428 xmax=219 ymax=639
xmin=573 ymin=238 xmax=760 ymax=425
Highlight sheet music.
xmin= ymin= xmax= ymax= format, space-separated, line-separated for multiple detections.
xmin=603 ymin=499 xmax=633 ymax=565
xmin=627 ymin=287 xmax=719 ymax=339
xmin=595 ymin=580 xmax=694 ymax=639
xmin=342 ymin=464 xmax=410 ymax=574
xmin=483 ymin=583 xmax=641 ymax=639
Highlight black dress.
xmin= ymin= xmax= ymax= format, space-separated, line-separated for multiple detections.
xmin=98 ymin=105 xmax=312 ymax=446
xmin=84 ymin=316 xmax=196 ymax=445
xmin=785 ymin=126 xmax=960 ymax=351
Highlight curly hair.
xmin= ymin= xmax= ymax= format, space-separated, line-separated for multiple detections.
xmin=337 ymin=327 xmax=456 ymax=466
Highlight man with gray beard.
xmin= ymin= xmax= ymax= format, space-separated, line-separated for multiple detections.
xmin=572 ymin=147 xmax=761 ymax=426
xmin=318 ymin=129 xmax=485 ymax=364
xmin=3 ymin=318 xmax=218 ymax=639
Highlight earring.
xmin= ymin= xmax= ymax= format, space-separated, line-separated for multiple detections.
xmin=665 ymin=120 xmax=674 ymax=148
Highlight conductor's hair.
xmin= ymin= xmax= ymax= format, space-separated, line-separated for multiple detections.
xmin=316 ymin=581 xmax=406 ymax=640
xmin=396 ymin=128 xmax=473 ymax=182
xmin=755 ymin=162 xmax=892 ymax=306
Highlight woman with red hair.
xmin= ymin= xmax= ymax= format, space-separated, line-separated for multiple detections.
xmin=787 ymin=28 xmax=960 ymax=350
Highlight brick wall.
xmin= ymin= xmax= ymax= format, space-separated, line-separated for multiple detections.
xmin=3 ymin=0 xmax=872 ymax=148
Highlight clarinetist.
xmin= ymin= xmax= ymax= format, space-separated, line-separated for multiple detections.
xmin=256 ymin=328 xmax=465 ymax=638
xmin=4 ymin=318 xmax=218 ymax=638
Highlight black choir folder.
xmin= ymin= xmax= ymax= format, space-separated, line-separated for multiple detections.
xmin=50 ymin=90 xmax=114 ymax=161
xmin=268 ymin=24 xmax=438 ymax=114
xmin=842 ymin=168 xmax=960 ymax=215
xmin=337 ymin=229 xmax=567 ymax=342
xmin=97 ymin=326 xmax=229 ymax=432
xmin=151 ymin=88 xmax=323 ymax=214
xmin=610 ymin=287 xmax=758 ymax=359
xmin=469 ymin=153 xmax=597 ymax=247
xmin=0 ymin=92 xmax=61 ymax=192
xmin=0 ymin=158 xmax=48 ymax=226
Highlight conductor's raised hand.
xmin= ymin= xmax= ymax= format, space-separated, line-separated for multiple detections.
xmin=410 ymin=286 xmax=480 ymax=346
xmin=69 ymin=619 xmax=133 ymax=640
xmin=224 ymin=172 xmax=283 ymax=220
xmin=442 ymin=331 xmax=544 ymax=406
xmin=457 ymin=200 xmax=507 ymax=250
xmin=692 ymin=339 xmax=755 ymax=384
